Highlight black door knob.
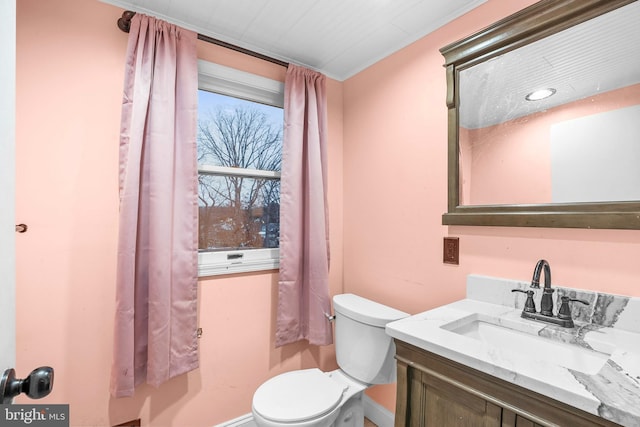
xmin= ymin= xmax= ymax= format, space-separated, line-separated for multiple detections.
xmin=0 ymin=367 xmax=54 ymax=404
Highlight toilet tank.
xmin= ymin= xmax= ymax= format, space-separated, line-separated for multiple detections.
xmin=333 ymin=294 xmax=409 ymax=384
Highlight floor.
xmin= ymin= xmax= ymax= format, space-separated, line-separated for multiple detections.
xmin=364 ymin=418 xmax=377 ymax=427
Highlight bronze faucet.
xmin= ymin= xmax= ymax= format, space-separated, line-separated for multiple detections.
xmin=511 ymin=260 xmax=589 ymax=328
xmin=530 ymin=259 xmax=554 ymax=316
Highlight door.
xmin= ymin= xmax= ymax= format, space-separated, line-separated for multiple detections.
xmin=1 ymin=0 xmax=17 ymax=377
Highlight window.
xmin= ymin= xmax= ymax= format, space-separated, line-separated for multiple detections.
xmin=197 ymin=60 xmax=284 ymax=276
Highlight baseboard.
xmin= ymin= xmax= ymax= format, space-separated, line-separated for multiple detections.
xmin=213 ymin=413 xmax=256 ymax=427
xmin=363 ymin=395 xmax=395 ymax=427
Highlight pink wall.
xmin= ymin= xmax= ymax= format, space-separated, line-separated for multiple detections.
xmin=16 ymin=0 xmax=342 ymax=425
xmin=464 ymin=84 xmax=640 ymax=204
xmin=343 ymin=0 xmax=640 ymax=411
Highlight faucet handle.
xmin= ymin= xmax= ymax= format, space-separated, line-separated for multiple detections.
xmin=557 ymin=296 xmax=589 ymax=320
xmin=561 ymin=296 xmax=589 ymax=304
xmin=511 ymin=289 xmax=536 ymax=313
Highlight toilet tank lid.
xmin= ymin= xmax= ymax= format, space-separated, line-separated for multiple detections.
xmin=333 ymin=294 xmax=409 ymax=327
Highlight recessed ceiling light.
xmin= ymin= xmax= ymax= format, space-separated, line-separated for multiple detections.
xmin=525 ymin=88 xmax=556 ymax=101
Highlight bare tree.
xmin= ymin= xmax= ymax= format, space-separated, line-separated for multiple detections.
xmin=198 ymin=105 xmax=282 ymax=250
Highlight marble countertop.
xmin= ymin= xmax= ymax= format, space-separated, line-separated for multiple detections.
xmin=385 ymin=275 xmax=640 ymax=426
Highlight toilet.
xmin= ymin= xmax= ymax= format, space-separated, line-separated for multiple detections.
xmin=252 ymin=294 xmax=409 ymax=427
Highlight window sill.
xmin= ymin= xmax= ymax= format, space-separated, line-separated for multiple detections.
xmin=197 ymin=248 xmax=279 ymax=277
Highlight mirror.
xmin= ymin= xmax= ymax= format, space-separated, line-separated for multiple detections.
xmin=441 ymin=0 xmax=640 ymax=229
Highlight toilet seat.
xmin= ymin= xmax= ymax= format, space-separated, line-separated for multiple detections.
xmin=252 ymin=368 xmax=346 ymax=423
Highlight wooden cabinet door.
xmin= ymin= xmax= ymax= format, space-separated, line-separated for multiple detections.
xmin=501 ymin=409 xmax=545 ymax=427
xmin=397 ymin=362 xmax=501 ymax=427
xmin=423 ymin=371 xmax=502 ymax=427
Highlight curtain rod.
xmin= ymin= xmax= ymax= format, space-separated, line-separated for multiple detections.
xmin=117 ymin=11 xmax=289 ymax=68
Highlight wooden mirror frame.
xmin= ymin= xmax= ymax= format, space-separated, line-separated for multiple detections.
xmin=441 ymin=0 xmax=640 ymax=229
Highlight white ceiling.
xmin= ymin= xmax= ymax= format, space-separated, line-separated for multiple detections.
xmin=99 ymin=0 xmax=487 ymax=81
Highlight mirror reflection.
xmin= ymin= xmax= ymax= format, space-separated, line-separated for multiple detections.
xmin=458 ymin=1 xmax=640 ymax=206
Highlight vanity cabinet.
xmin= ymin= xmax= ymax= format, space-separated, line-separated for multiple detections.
xmin=393 ymin=340 xmax=621 ymax=427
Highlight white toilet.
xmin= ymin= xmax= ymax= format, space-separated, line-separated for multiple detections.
xmin=252 ymin=293 xmax=409 ymax=427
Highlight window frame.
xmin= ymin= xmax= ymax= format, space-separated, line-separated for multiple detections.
xmin=197 ymin=60 xmax=284 ymax=277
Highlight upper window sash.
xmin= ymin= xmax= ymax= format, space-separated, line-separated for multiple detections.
xmin=198 ymin=60 xmax=284 ymax=108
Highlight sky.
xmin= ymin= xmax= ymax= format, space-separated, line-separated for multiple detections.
xmin=197 ymin=89 xmax=283 ymax=129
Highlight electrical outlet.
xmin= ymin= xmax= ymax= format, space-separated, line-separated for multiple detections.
xmin=443 ymin=237 xmax=459 ymax=265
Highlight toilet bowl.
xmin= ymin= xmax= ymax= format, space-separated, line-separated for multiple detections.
xmin=252 ymin=294 xmax=409 ymax=427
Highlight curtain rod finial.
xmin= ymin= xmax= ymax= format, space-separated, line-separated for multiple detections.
xmin=117 ymin=10 xmax=136 ymax=33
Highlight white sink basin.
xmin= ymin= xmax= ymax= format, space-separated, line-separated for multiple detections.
xmin=441 ymin=313 xmax=610 ymax=375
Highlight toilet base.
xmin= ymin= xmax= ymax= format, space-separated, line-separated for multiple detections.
xmin=332 ymin=392 xmax=364 ymax=427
